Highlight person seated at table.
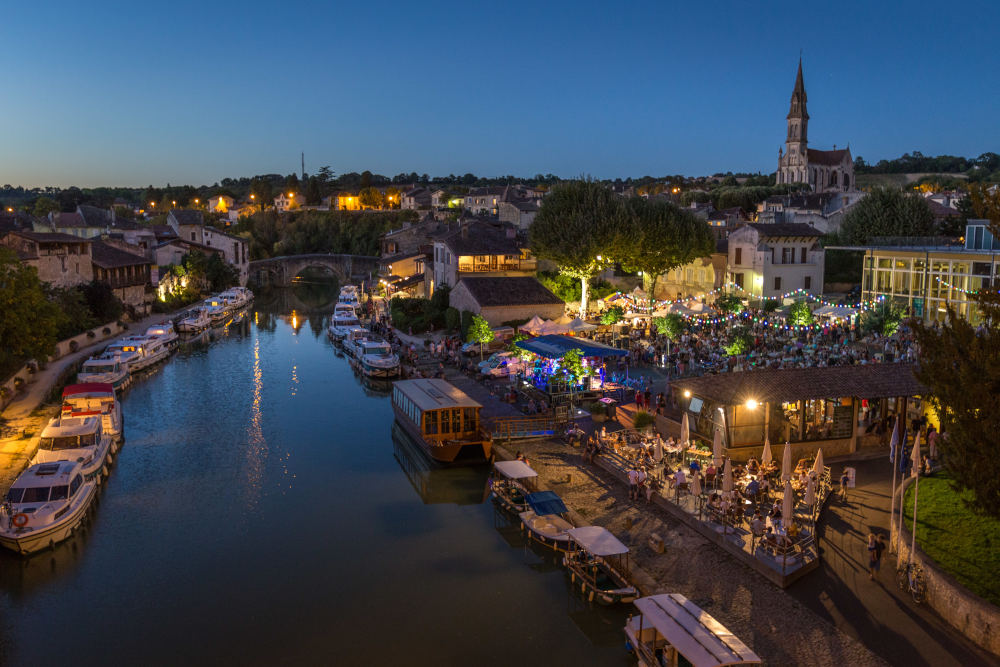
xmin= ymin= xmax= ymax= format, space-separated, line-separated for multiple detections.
xmin=708 ymin=492 xmax=721 ymax=509
xmin=525 ymin=398 xmax=537 ymax=414
xmin=688 ymin=458 xmax=701 ymax=475
xmin=704 ymin=463 xmax=717 ymax=481
xmin=746 ymin=457 xmax=760 ymax=474
xmin=672 ymin=466 xmax=687 ymax=488
xmin=744 ymin=477 xmax=760 ymax=501
xmin=750 ymin=511 xmax=765 ymax=536
xmin=759 ymin=476 xmax=770 ymax=497
xmin=764 ymin=526 xmax=779 ymax=553
xmin=770 ymin=504 xmax=782 ymax=524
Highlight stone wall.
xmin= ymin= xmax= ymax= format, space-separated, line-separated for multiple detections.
xmin=893 ymin=476 xmax=1000 ymax=658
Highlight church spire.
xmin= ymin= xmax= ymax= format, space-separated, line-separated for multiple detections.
xmin=785 ymin=58 xmax=808 ymax=154
xmin=788 ymin=57 xmax=808 ymax=121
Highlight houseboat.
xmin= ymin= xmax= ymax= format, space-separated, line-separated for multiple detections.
xmin=624 ymin=593 xmax=762 ymax=666
xmin=339 ymin=285 xmax=361 ymax=308
xmin=61 ymin=383 xmax=124 ymax=444
xmin=220 ymin=286 xmax=254 ymax=309
xmin=490 ymin=460 xmax=537 ymax=514
xmin=327 ymin=305 xmax=361 ymax=341
xmin=33 ymin=416 xmax=113 ymax=482
xmin=342 ymin=329 xmax=373 ymax=358
xmin=564 ymin=526 xmax=637 ymax=605
xmin=104 ymin=335 xmax=170 ymax=372
xmin=391 ymin=379 xmax=491 ymax=464
xmin=202 ymin=296 xmax=230 ymax=323
xmin=0 ymin=461 xmax=98 ymax=555
xmin=356 ymin=340 xmax=400 ymax=378
xmin=145 ymin=321 xmax=179 ymax=351
xmin=77 ymin=354 xmax=129 ymax=391
xmin=518 ymin=491 xmax=574 ymax=553
xmin=177 ymin=307 xmax=211 ymax=333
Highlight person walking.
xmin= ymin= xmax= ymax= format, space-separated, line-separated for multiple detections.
xmin=873 ymin=534 xmax=886 ymax=581
xmin=839 ymin=469 xmax=850 ymax=502
xmin=867 ymin=533 xmax=879 ymax=580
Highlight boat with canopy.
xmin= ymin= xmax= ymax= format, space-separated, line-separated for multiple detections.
xmin=518 ymin=490 xmax=574 ymax=552
xmin=391 ymin=379 xmax=490 ymax=464
xmin=490 ymin=460 xmax=538 ymax=514
xmin=564 ymin=526 xmax=637 ymax=604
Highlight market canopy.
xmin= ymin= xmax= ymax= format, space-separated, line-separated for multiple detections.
xmin=812 ymin=305 xmax=858 ymax=319
xmin=516 ymin=334 xmax=627 ymax=359
xmin=632 ymin=594 xmax=762 ymax=667
xmin=525 ymin=491 xmax=568 ymax=516
xmin=566 ymin=526 xmax=629 ymax=556
xmin=494 ymin=460 xmax=538 ymax=480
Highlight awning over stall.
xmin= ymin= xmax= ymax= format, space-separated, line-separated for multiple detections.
xmin=516 ymin=334 xmax=627 ymax=359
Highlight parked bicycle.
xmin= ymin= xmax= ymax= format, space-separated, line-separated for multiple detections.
xmin=897 ymin=561 xmax=927 ymax=603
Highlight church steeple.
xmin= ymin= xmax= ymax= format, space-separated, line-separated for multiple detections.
xmin=785 ymin=58 xmax=808 ymax=155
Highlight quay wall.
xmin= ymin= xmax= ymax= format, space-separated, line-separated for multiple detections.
xmin=893 ymin=476 xmax=1000 ymax=658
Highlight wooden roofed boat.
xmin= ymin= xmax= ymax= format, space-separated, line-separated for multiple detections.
xmin=391 ymin=379 xmax=491 ymax=465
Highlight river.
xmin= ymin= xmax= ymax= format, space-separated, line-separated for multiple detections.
xmin=0 ymin=283 xmax=629 ymax=666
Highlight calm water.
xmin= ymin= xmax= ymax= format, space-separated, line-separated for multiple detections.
xmin=0 ymin=287 xmax=628 ymax=666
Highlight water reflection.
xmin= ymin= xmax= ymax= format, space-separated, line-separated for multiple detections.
xmin=392 ymin=423 xmax=490 ymax=505
xmin=242 ymin=334 xmax=267 ymax=509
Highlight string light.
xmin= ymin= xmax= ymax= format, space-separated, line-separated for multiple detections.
xmin=933 ymin=275 xmax=997 ymax=295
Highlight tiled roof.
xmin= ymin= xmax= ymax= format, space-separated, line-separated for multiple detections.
xmin=53 ymin=212 xmax=87 ymax=228
xmin=456 ymin=276 xmax=563 ymax=308
xmin=7 ymin=230 xmax=91 ymax=244
xmin=807 ymin=148 xmax=851 ymax=166
xmin=90 ymin=240 xmax=150 ymax=268
xmin=441 ymin=222 xmax=524 ymax=256
xmin=927 ymin=200 xmax=961 ymax=217
xmin=169 ymin=209 xmax=204 ymax=226
xmin=673 ymin=364 xmax=925 ymax=405
xmin=78 ymin=205 xmax=113 ymax=227
xmin=745 ymin=222 xmax=822 ymax=238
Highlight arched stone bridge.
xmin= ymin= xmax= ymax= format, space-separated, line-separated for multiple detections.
xmin=248 ymin=254 xmax=380 ymax=287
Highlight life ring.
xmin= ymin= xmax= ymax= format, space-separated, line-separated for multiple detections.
xmin=12 ymin=513 xmax=28 ymax=528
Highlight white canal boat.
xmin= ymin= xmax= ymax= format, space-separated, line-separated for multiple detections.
xmin=491 ymin=460 xmax=538 ymax=514
xmin=177 ymin=307 xmax=211 ymax=333
xmin=104 ymin=335 xmax=170 ymax=372
xmin=220 ymin=286 xmax=254 ymax=309
xmin=33 ymin=415 xmax=114 ymax=482
xmin=202 ymin=296 xmax=231 ymax=323
xmin=339 ymin=285 xmax=361 ymax=308
xmin=0 ymin=461 xmax=97 ymax=555
xmin=145 ymin=321 xmax=179 ymax=350
xmin=564 ymin=526 xmax=637 ymax=605
xmin=61 ymin=383 xmax=124 ymax=444
xmin=357 ymin=339 xmax=400 ymax=378
xmin=77 ymin=354 xmax=130 ymax=391
xmin=328 ymin=304 xmax=361 ymax=341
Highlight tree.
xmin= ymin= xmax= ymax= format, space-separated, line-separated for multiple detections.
xmin=600 ymin=305 xmax=624 ymax=325
xmin=359 ymin=187 xmax=385 ymax=209
xmin=32 ymin=197 xmax=60 ymax=218
xmin=723 ymin=327 xmax=752 ymax=356
xmin=715 ymin=294 xmax=744 ymax=315
xmin=788 ymin=300 xmax=814 ymax=326
xmin=467 ymin=314 xmax=493 ymax=360
xmin=305 ymin=176 xmax=321 ymax=205
xmin=507 ymin=332 xmax=533 ymax=361
xmin=560 ymin=348 xmax=588 ymax=384
xmin=317 ymin=166 xmax=334 ymax=186
xmin=838 ymin=186 xmax=935 ymax=244
xmin=0 ymin=248 xmax=63 ymax=373
xmin=285 ymin=173 xmax=300 ymax=193
xmin=653 ymin=313 xmax=684 ymax=340
xmin=968 ymin=183 xmax=1000 ymax=222
xmin=250 ymin=178 xmax=273 ymax=207
xmin=618 ymin=198 xmax=714 ymax=307
xmin=529 ymin=180 xmax=623 ymax=317
xmin=859 ymin=300 xmax=905 ymax=336
xmin=385 ymin=186 xmax=401 ymax=209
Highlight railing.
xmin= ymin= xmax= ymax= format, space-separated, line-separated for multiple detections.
xmin=484 ymin=415 xmax=558 ymax=441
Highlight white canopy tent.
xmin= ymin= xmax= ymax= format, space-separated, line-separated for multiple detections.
xmin=566 ymin=317 xmax=598 ymax=333
xmin=522 ymin=315 xmax=546 ymax=335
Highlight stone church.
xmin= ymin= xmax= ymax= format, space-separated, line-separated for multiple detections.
xmin=776 ymin=60 xmax=854 ymax=192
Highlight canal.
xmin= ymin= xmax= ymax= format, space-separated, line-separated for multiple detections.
xmin=0 ymin=287 xmax=629 ymax=666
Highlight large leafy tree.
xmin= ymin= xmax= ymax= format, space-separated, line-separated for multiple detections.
xmin=0 ymin=248 xmax=63 ymax=373
xmin=466 ymin=314 xmax=493 ymax=360
xmin=618 ymin=198 xmax=713 ymax=307
xmin=859 ymin=300 xmax=905 ymax=336
xmin=359 ymin=187 xmax=385 ymax=209
xmin=529 ymin=180 xmax=623 ymax=317
xmin=838 ymin=186 xmax=935 ymax=244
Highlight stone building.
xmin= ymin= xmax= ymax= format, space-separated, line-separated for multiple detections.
xmin=430 ymin=222 xmax=535 ymax=296
xmin=167 ymin=209 xmax=249 ymax=285
xmin=728 ymin=223 xmax=824 ymax=298
xmin=90 ymin=240 xmax=153 ymax=316
xmin=776 ymin=60 xmax=854 ymax=192
xmin=449 ymin=276 xmax=565 ymax=327
xmin=0 ymin=230 xmax=94 ymax=287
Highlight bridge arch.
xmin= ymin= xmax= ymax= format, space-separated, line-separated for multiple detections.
xmin=248 ymin=254 xmax=380 ymax=288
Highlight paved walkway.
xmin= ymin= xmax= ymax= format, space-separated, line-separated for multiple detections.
xmin=791 ymin=458 xmax=994 ymax=666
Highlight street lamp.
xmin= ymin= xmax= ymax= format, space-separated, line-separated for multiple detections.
xmin=745 ymin=398 xmax=758 ymax=410
xmin=194 ymin=198 xmax=200 ymax=205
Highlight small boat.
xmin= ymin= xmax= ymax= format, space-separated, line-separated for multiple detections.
xmin=490 ymin=460 xmax=538 ymax=514
xmin=357 ymin=339 xmax=400 ymax=378
xmin=518 ymin=491 xmax=574 ymax=553
xmin=77 ymin=354 xmax=129 ymax=391
xmin=391 ymin=379 xmax=491 ymax=464
xmin=0 ymin=461 xmax=98 ymax=555
xmin=33 ymin=415 xmax=114 ymax=483
xmin=145 ymin=321 xmax=179 ymax=351
xmin=220 ymin=286 xmax=254 ymax=309
xmin=624 ymin=593 xmax=762 ymax=666
xmin=60 ymin=383 xmax=124 ymax=444
xmin=177 ymin=307 xmax=211 ymax=333
xmin=338 ymin=285 xmax=361 ymax=308
xmin=202 ymin=297 xmax=230 ymax=323
xmin=342 ymin=328 xmax=372 ymax=358
xmin=104 ymin=335 xmax=170 ymax=372
xmin=564 ymin=526 xmax=637 ymax=605
xmin=327 ymin=304 xmax=361 ymax=341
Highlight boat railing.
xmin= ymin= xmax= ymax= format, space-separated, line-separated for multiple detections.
xmin=484 ymin=415 xmax=558 ymax=441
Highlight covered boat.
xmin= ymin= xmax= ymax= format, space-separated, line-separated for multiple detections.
xmin=77 ymin=354 xmax=129 ymax=391
xmin=490 ymin=460 xmax=538 ymax=514
xmin=624 ymin=593 xmax=761 ymax=667
xmin=327 ymin=304 xmax=361 ymax=341
xmin=145 ymin=321 xmax=179 ymax=350
xmin=518 ymin=491 xmax=574 ymax=553
xmin=391 ymin=379 xmax=490 ymax=464
xmin=0 ymin=461 xmax=98 ymax=555
xmin=177 ymin=307 xmax=211 ymax=333
xmin=357 ymin=339 xmax=400 ymax=378
xmin=61 ymin=383 xmax=124 ymax=443
xmin=33 ymin=415 xmax=113 ymax=482
xmin=564 ymin=526 xmax=637 ymax=605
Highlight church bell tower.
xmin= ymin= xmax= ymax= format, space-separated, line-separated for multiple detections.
xmin=786 ymin=58 xmax=809 ymax=158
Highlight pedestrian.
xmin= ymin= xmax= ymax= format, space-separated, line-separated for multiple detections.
xmin=839 ymin=469 xmax=850 ymax=502
xmin=874 ymin=534 xmax=886 ymax=580
xmin=627 ymin=468 xmax=640 ymax=501
xmin=634 ymin=389 xmax=643 ymax=410
xmin=866 ymin=533 xmax=878 ymax=580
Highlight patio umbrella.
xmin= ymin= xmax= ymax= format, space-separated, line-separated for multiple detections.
xmin=653 ymin=439 xmax=663 ymax=462
xmin=782 ymin=480 xmax=794 ymax=523
xmin=762 ymin=437 xmax=773 ymax=466
xmin=712 ymin=427 xmax=723 ymax=467
xmin=690 ymin=472 xmax=702 ymax=497
xmin=781 ymin=441 xmax=792 ymax=482
xmin=722 ymin=458 xmax=734 ymax=493
xmin=804 ymin=475 xmax=816 ymax=506
xmin=680 ymin=413 xmax=690 ymax=446
xmin=812 ymin=448 xmax=825 ymax=479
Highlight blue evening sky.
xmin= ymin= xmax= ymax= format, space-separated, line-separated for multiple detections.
xmin=2 ymin=0 xmax=997 ymax=187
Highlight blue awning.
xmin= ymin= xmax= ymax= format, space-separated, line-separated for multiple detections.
xmin=526 ymin=490 xmax=568 ymax=516
xmin=515 ymin=334 xmax=627 ymax=359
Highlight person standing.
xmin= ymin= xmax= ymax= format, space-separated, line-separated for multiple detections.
xmin=873 ymin=534 xmax=886 ymax=581
xmin=867 ymin=534 xmax=879 ymax=580
xmin=839 ymin=469 xmax=850 ymax=502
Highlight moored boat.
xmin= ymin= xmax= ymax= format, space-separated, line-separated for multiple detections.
xmin=202 ymin=296 xmax=230 ymax=323
xmin=145 ymin=321 xmax=179 ymax=350
xmin=357 ymin=339 xmax=400 ymax=378
xmin=33 ymin=415 xmax=114 ymax=482
xmin=177 ymin=307 xmax=211 ymax=333
xmin=338 ymin=285 xmax=361 ymax=308
xmin=327 ymin=304 xmax=361 ymax=341
xmin=391 ymin=379 xmax=491 ymax=464
xmin=77 ymin=354 xmax=130 ymax=391
xmin=518 ymin=491 xmax=574 ymax=553
xmin=490 ymin=460 xmax=538 ymax=514
xmin=564 ymin=526 xmax=637 ymax=605
xmin=220 ymin=286 xmax=254 ymax=309
xmin=104 ymin=335 xmax=170 ymax=372
xmin=0 ymin=461 xmax=98 ymax=555
xmin=61 ymin=383 xmax=124 ymax=444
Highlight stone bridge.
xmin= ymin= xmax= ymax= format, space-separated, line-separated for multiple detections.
xmin=248 ymin=254 xmax=380 ymax=287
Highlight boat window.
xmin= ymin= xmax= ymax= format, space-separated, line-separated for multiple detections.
xmin=22 ymin=487 xmax=51 ymax=503
xmin=39 ymin=436 xmax=80 ymax=451
xmin=5 ymin=488 xmax=24 ymax=503
xmin=464 ymin=408 xmax=477 ymax=432
xmin=49 ymin=485 xmax=69 ymax=501
xmin=425 ymin=410 xmax=438 ymax=435
xmin=79 ymin=432 xmax=97 ymax=447
xmin=452 ymin=408 xmax=462 ymax=432
xmin=69 ymin=475 xmax=83 ymax=497
xmin=441 ymin=409 xmax=451 ymax=434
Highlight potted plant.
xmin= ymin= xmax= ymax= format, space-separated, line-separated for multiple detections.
xmin=589 ymin=400 xmax=607 ymax=422
xmin=633 ymin=410 xmax=656 ymax=433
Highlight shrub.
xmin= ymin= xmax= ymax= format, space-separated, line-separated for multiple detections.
xmin=601 ymin=305 xmax=624 ymax=325
xmin=633 ymin=410 xmax=656 ymax=429
xmin=460 ymin=310 xmax=474 ymax=339
xmin=445 ymin=307 xmax=460 ymax=332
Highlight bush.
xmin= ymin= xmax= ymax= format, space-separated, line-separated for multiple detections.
xmin=601 ymin=305 xmax=624 ymax=325
xmin=460 ymin=310 xmax=474 ymax=339
xmin=445 ymin=307 xmax=460 ymax=332
xmin=633 ymin=410 xmax=656 ymax=429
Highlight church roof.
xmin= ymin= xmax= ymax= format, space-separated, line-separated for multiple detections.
xmin=807 ymin=148 xmax=851 ymax=166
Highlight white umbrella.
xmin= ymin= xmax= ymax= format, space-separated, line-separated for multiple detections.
xmin=762 ymin=437 xmax=773 ymax=466
xmin=722 ymin=458 xmax=734 ymax=493
xmin=804 ymin=475 xmax=816 ymax=506
xmin=911 ymin=433 xmax=922 ymax=478
xmin=781 ymin=441 xmax=792 ymax=482
xmin=782 ymin=480 xmax=794 ymax=524
xmin=812 ymin=448 xmax=824 ymax=479
xmin=712 ymin=427 xmax=723 ymax=467
xmin=690 ymin=473 xmax=702 ymax=497
xmin=680 ymin=412 xmax=690 ymax=446
xmin=653 ymin=440 xmax=663 ymax=462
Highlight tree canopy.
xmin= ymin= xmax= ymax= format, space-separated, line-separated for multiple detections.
xmin=838 ymin=186 xmax=935 ymax=244
xmin=0 ymin=248 xmax=63 ymax=375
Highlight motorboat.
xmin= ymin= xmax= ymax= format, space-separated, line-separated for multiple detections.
xmin=518 ymin=491 xmax=574 ymax=553
xmin=563 ymin=526 xmax=637 ymax=605
xmin=145 ymin=321 xmax=179 ymax=350
xmin=356 ymin=340 xmax=400 ymax=378
xmin=342 ymin=328 xmax=372 ymax=358
xmin=104 ymin=335 xmax=170 ymax=372
xmin=624 ymin=593 xmax=762 ymax=666
xmin=220 ymin=286 xmax=254 ymax=309
xmin=0 ymin=461 xmax=98 ymax=555
xmin=177 ymin=307 xmax=211 ymax=333
xmin=202 ymin=296 xmax=230 ymax=323
xmin=32 ymin=415 xmax=113 ymax=482
xmin=391 ymin=379 xmax=491 ymax=465
xmin=77 ymin=354 xmax=130 ymax=391
xmin=490 ymin=460 xmax=538 ymax=514
xmin=339 ymin=285 xmax=361 ymax=308
xmin=60 ymin=383 xmax=124 ymax=444
xmin=327 ymin=305 xmax=361 ymax=341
